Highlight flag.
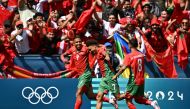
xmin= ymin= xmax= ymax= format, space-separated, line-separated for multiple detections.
xmin=113 ymin=32 xmax=131 ymax=59
xmin=74 ymin=7 xmax=94 ymax=34
xmin=141 ymin=32 xmax=178 ymax=78
xmin=113 ymin=33 xmax=131 ymax=78
xmin=176 ymin=34 xmax=188 ymax=69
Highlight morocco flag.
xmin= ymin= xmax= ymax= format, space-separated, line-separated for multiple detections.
xmin=141 ymin=32 xmax=178 ymax=78
xmin=74 ymin=7 xmax=94 ymax=34
xmin=176 ymin=34 xmax=188 ymax=69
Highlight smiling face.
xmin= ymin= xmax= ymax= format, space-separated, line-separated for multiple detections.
xmin=161 ymin=11 xmax=168 ymax=21
xmin=108 ymin=14 xmax=116 ymax=26
xmin=151 ymin=24 xmax=159 ymax=32
xmin=181 ymin=19 xmax=189 ymax=30
xmin=74 ymin=37 xmax=82 ymax=51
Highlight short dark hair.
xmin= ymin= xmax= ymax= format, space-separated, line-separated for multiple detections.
xmin=86 ymin=39 xmax=98 ymax=47
xmin=75 ymin=35 xmax=81 ymax=39
xmin=33 ymin=12 xmax=44 ymax=19
xmin=129 ymin=38 xmax=138 ymax=48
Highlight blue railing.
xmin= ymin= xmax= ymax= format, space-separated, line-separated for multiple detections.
xmin=14 ymin=55 xmax=190 ymax=78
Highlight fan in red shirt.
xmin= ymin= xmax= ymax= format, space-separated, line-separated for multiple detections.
xmin=113 ymin=38 xmax=160 ymax=109
xmin=48 ymin=0 xmax=73 ymax=15
xmin=0 ymin=20 xmax=16 ymax=74
xmin=144 ymin=18 xmax=169 ymax=53
xmin=0 ymin=0 xmax=14 ymax=27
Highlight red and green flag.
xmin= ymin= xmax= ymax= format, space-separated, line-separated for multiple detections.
xmin=176 ymin=33 xmax=188 ymax=69
xmin=141 ymin=32 xmax=178 ymax=78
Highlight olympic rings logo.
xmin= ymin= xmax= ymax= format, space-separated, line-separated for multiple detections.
xmin=22 ymin=86 xmax=59 ymax=104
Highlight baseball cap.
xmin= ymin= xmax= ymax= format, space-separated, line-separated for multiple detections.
xmin=151 ymin=18 xmax=159 ymax=25
xmin=15 ymin=20 xmax=23 ymax=26
xmin=104 ymin=42 xmax=112 ymax=47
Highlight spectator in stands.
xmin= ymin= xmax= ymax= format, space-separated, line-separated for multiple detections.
xmin=176 ymin=18 xmax=190 ymax=52
xmin=119 ymin=17 xmax=145 ymax=53
xmin=144 ymin=18 xmax=168 ymax=53
xmin=141 ymin=17 xmax=151 ymax=32
xmin=10 ymin=20 xmax=32 ymax=54
xmin=0 ymin=20 xmax=15 ymax=56
xmin=136 ymin=2 xmax=156 ymax=28
xmin=18 ymin=0 xmax=37 ymax=27
xmin=40 ymin=27 xmax=57 ymax=55
xmin=166 ymin=0 xmax=189 ymax=11
xmin=104 ymin=42 xmax=121 ymax=73
xmin=94 ymin=12 xmax=121 ymax=40
xmin=159 ymin=10 xmax=170 ymax=23
xmin=30 ymin=12 xmax=47 ymax=53
xmin=12 ymin=8 xmax=21 ymax=28
xmin=48 ymin=0 xmax=73 ymax=16
xmin=47 ymin=10 xmax=59 ymax=29
xmin=122 ymin=0 xmax=135 ymax=19
xmin=0 ymin=0 xmax=14 ymax=27
xmin=1 ymin=20 xmax=13 ymax=36
xmin=97 ymin=0 xmax=123 ymax=21
xmin=57 ymin=12 xmax=75 ymax=40
xmin=158 ymin=10 xmax=177 ymax=33
xmin=0 ymin=20 xmax=16 ymax=73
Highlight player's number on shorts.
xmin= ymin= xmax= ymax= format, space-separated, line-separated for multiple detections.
xmin=112 ymin=84 xmax=116 ymax=91
xmin=137 ymin=59 xmax=142 ymax=72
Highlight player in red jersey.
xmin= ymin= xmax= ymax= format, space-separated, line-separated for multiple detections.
xmin=61 ymin=36 xmax=118 ymax=109
xmin=86 ymin=39 xmax=128 ymax=109
xmin=112 ymin=38 xmax=160 ymax=109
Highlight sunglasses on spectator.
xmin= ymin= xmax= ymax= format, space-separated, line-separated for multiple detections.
xmin=182 ymin=22 xmax=188 ymax=25
xmin=17 ymin=25 xmax=23 ymax=29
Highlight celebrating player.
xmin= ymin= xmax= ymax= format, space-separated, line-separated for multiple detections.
xmin=112 ymin=38 xmax=160 ymax=109
xmin=61 ymin=36 xmax=118 ymax=109
xmin=86 ymin=39 xmax=127 ymax=109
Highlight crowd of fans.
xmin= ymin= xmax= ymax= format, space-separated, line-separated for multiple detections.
xmin=0 ymin=0 xmax=190 ymax=74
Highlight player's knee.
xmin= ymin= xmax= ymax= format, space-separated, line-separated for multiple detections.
xmin=76 ymin=90 xmax=82 ymax=97
xmin=75 ymin=93 xmax=79 ymax=97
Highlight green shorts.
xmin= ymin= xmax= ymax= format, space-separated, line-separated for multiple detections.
xmin=98 ymin=77 xmax=119 ymax=95
xmin=126 ymin=82 xmax=144 ymax=98
xmin=77 ymin=68 xmax=92 ymax=88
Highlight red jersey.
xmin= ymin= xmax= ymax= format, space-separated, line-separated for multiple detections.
xmin=65 ymin=45 xmax=89 ymax=75
xmin=0 ymin=30 xmax=16 ymax=70
xmin=96 ymin=46 xmax=115 ymax=77
xmin=123 ymin=50 xmax=145 ymax=85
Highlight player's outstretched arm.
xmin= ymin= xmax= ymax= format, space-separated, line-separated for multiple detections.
xmin=112 ymin=65 xmax=127 ymax=80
